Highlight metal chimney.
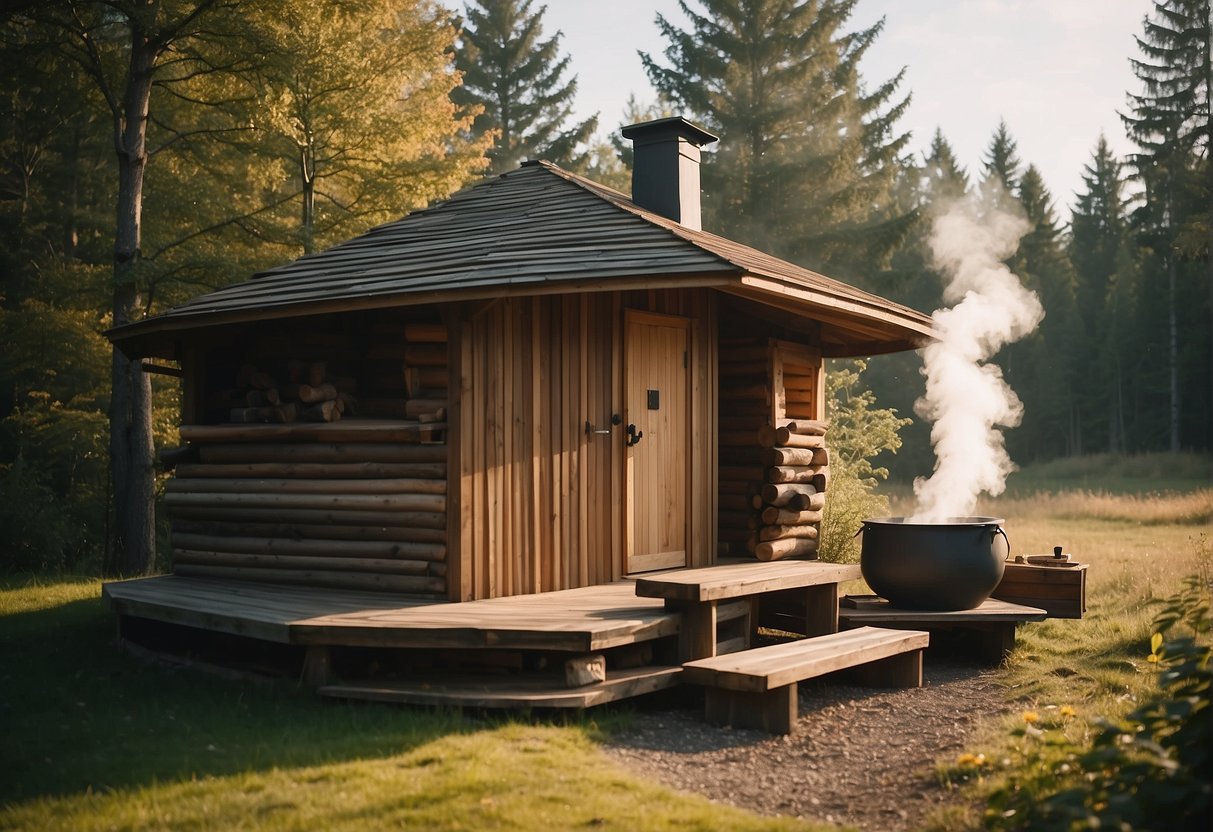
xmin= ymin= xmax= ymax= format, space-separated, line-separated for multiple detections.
xmin=621 ymin=116 xmax=718 ymax=231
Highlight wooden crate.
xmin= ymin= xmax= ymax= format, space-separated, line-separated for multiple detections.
xmin=992 ymin=562 xmax=1087 ymax=619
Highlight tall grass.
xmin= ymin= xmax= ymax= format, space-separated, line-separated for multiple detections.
xmin=1002 ymin=451 xmax=1211 ymax=495
xmin=988 ymin=488 xmax=1212 ymax=525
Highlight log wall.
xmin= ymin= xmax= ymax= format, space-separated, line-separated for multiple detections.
xmin=453 ymin=289 xmax=717 ymax=601
xmin=167 ymin=434 xmax=448 ymax=595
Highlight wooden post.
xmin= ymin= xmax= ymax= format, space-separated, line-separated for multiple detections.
xmin=982 ymin=623 xmax=1017 ymax=664
xmin=803 ymin=583 xmax=839 ymax=636
xmin=301 ymin=645 xmax=332 ymax=687
xmin=704 ymin=685 xmax=797 ymax=735
xmin=673 ymin=599 xmax=718 ymax=660
xmin=847 ymin=650 xmax=923 ymax=688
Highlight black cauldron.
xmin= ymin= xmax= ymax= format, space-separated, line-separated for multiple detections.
xmin=858 ymin=516 xmax=1009 ymax=611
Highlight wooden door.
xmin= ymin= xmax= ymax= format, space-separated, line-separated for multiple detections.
xmin=624 ymin=311 xmax=691 ymax=573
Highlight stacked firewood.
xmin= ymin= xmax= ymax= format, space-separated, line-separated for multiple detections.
xmin=401 ymin=323 xmax=448 ymax=427
xmin=225 ymin=361 xmax=357 ymax=424
xmin=747 ymin=420 xmax=829 ymax=561
xmin=717 ymin=343 xmax=777 ymax=555
xmin=358 ymin=323 xmax=448 ymax=432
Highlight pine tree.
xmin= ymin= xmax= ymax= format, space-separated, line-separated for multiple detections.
xmin=1121 ymin=0 xmax=1211 ymax=452
xmin=922 ymin=128 xmax=968 ymax=203
xmin=453 ymin=0 xmax=597 ymax=173
xmin=1014 ymin=165 xmax=1082 ymax=458
xmin=982 ymin=120 xmax=1022 ymax=196
xmin=1071 ymin=138 xmax=1141 ymax=453
xmin=640 ymin=0 xmax=914 ymax=277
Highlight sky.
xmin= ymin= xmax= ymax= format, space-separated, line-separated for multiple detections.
xmin=526 ymin=0 xmax=1151 ymax=214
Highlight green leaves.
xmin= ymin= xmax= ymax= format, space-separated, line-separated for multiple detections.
xmin=817 ymin=360 xmax=906 ymax=563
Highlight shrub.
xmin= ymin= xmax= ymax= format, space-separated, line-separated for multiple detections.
xmin=0 ymin=457 xmax=81 ymax=572
xmin=818 ymin=360 xmax=907 ymax=563
xmin=984 ymin=556 xmax=1211 ymax=831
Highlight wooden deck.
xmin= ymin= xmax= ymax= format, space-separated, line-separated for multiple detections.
xmin=104 ymin=563 xmax=1047 ymax=711
xmin=103 ymin=575 xmax=679 ymax=653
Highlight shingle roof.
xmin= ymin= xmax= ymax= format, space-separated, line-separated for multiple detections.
xmin=109 ymin=161 xmax=935 ymax=358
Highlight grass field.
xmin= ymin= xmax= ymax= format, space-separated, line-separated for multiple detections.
xmin=0 ymin=577 xmax=822 ymax=832
xmin=2 ymin=452 xmax=1208 ymax=831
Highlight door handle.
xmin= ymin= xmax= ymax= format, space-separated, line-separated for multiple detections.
xmin=626 ymin=423 xmax=644 ymax=447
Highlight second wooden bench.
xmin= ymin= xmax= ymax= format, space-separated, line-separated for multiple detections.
xmin=681 ymin=626 xmax=930 ymax=734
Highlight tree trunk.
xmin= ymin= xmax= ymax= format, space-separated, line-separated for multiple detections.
xmin=300 ymin=138 xmax=315 ymax=254
xmin=1110 ymin=353 xmax=1125 ymax=454
xmin=1168 ymin=253 xmax=1180 ymax=452
xmin=63 ymin=124 xmax=80 ymax=262
xmin=105 ymin=35 xmax=157 ymax=576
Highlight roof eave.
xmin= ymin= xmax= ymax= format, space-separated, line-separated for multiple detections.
xmin=724 ymin=275 xmax=937 ymax=357
xmin=106 ymin=271 xmax=742 ymax=360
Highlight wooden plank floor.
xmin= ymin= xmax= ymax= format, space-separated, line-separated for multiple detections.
xmin=103 ymin=575 xmax=679 ymax=652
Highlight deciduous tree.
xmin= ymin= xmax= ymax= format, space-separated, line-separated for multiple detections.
xmin=244 ymin=0 xmax=490 ymax=255
xmin=4 ymin=0 xmax=255 ymax=575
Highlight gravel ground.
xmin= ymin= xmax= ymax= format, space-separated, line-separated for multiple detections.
xmin=603 ymin=660 xmax=1010 ymax=831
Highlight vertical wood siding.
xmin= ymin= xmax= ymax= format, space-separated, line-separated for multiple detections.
xmin=455 ymin=289 xmax=716 ymax=600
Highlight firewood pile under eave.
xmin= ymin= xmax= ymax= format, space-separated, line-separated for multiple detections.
xmin=226 ymin=360 xmax=360 ymax=424
xmin=214 ymin=322 xmax=448 ymax=437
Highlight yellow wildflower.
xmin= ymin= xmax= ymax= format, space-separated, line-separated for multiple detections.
xmin=1021 ymin=710 xmax=1041 ymax=724
xmin=1059 ymin=705 xmax=1076 ymax=718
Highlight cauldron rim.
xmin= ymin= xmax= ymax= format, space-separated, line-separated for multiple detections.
xmin=862 ymin=515 xmax=1004 ymax=527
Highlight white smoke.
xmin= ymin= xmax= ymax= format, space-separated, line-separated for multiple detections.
xmin=910 ymin=187 xmax=1044 ymax=522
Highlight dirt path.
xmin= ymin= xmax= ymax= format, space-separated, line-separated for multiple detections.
xmin=603 ymin=661 xmax=1008 ymax=831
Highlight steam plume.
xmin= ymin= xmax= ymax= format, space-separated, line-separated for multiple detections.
xmin=910 ymin=188 xmax=1043 ymax=521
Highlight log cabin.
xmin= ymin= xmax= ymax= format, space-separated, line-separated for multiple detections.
xmin=103 ymin=117 xmax=942 ymax=714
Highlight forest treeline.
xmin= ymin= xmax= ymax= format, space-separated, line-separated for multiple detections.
xmin=1 ymin=0 xmax=1209 ymax=572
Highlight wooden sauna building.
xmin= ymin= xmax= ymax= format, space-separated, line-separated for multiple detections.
xmin=103 ymin=118 xmax=938 ymax=710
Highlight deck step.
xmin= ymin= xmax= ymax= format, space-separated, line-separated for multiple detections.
xmin=317 ymin=665 xmax=682 ymax=709
xmin=682 ymin=626 xmax=928 ymax=734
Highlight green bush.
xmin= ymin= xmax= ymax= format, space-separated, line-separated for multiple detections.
xmin=817 ymin=360 xmax=907 ymax=563
xmin=0 ymin=457 xmax=81 ymax=572
xmin=818 ymin=464 xmax=889 ymax=563
xmin=984 ymin=562 xmax=1211 ymax=831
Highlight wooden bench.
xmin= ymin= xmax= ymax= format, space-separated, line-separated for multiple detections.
xmin=635 ymin=560 xmax=862 ymax=660
xmin=682 ymin=626 xmax=929 ymax=734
